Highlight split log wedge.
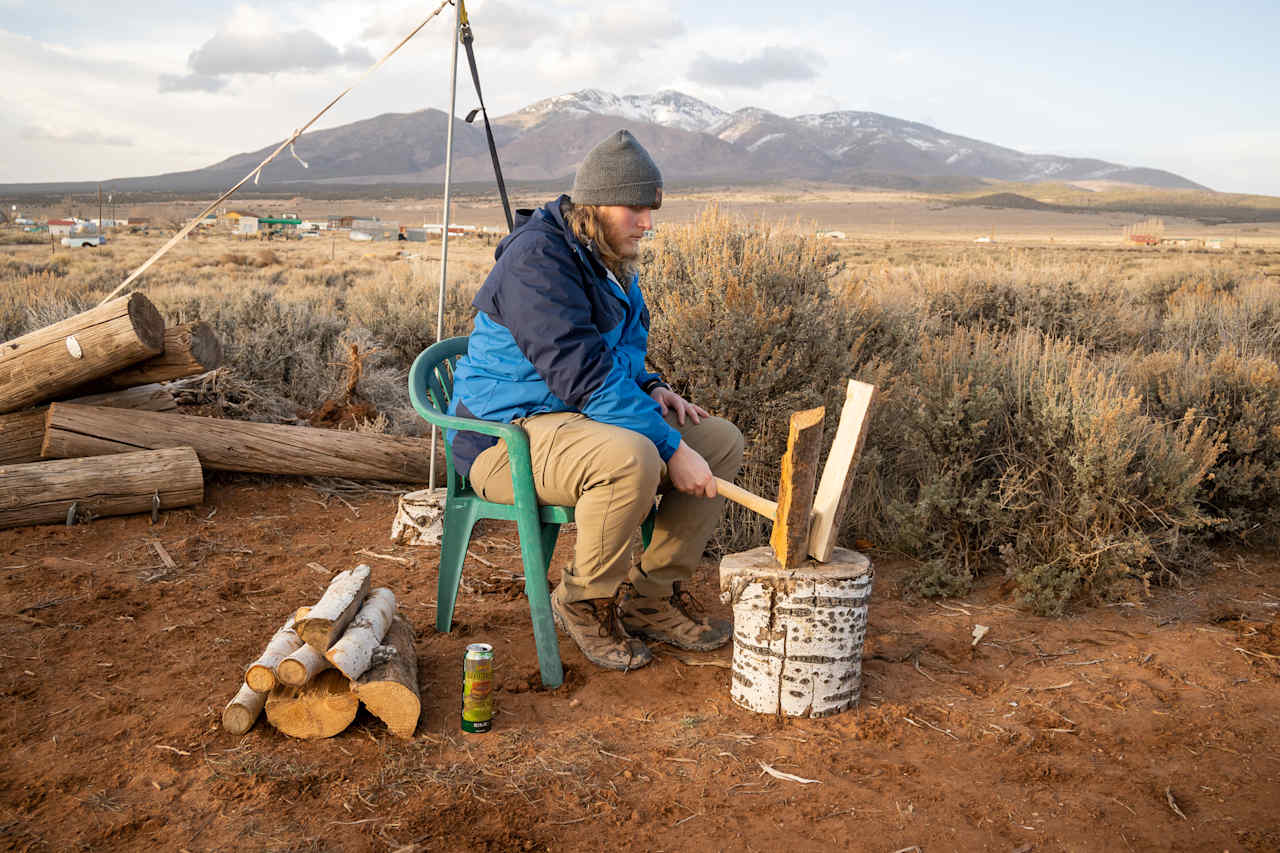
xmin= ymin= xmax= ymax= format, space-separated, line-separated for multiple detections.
xmin=244 ymin=615 xmax=303 ymax=693
xmin=41 ymin=404 xmax=436 ymax=482
xmin=770 ymin=407 xmax=826 ymax=569
xmin=807 ymin=380 xmax=876 ymax=562
xmin=297 ymin=565 xmax=372 ymax=652
xmin=0 ymin=293 xmax=165 ymax=414
xmin=0 ymin=446 xmax=202 ymax=530
xmin=265 ymin=669 xmax=358 ymax=739
xmin=222 ymin=682 xmax=267 ymax=735
xmin=0 ymin=385 xmax=177 ymax=466
xmin=352 ymin=614 xmax=420 ymax=738
xmin=325 ymin=588 xmax=396 ymax=679
xmin=711 ymin=406 xmax=825 ymax=569
xmin=86 ymin=322 xmax=223 ymax=390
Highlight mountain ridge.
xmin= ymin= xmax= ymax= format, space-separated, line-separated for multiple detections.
xmin=2 ymin=88 xmax=1208 ymax=193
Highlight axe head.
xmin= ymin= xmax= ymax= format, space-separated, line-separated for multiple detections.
xmin=769 ymin=406 xmax=825 ymax=568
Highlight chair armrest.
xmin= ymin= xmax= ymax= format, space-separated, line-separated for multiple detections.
xmin=415 ymin=409 xmax=537 ymax=483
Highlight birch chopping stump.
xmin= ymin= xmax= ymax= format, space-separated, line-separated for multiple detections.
xmin=720 ymin=546 xmax=873 ymax=718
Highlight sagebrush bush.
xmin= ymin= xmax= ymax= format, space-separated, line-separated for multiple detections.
xmin=643 ymin=206 xmax=864 ymax=552
xmin=864 ymin=328 xmax=1220 ymax=613
xmin=1128 ymin=347 xmax=1280 ymax=540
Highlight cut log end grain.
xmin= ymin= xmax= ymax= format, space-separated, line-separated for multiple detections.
xmin=265 ymin=668 xmax=359 ymax=739
xmin=126 ymin=292 xmax=167 ymax=353
xmin=243 ymin=615 xmax=302 ymax=694
xmin=352 ymin=614 xmax=420 ymax=738
xmin=222 ymin=682 xmax=267 ymax=735
xmin=277 ymin=643 xmax=330 ymax=687
xmin=298 ymin=564 xmax=372 ymax=652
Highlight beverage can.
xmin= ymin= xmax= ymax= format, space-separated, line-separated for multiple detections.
xmin=461 ymin=643 xmax=494 ymax=733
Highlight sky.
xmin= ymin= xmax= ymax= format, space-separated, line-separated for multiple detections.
xmin=1 ymin=0 xmax=1277 ymax=194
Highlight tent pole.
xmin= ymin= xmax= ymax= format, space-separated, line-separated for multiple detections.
xmin=430 ymin=0 xmax=462 ymax=491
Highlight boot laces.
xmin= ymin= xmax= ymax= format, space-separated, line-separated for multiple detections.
xmin=669 ymin=581 xmax=705 ymax=622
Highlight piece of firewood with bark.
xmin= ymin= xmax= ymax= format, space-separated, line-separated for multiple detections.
xmin=351 ymin=614 xmax=420 ymax=738
xmin=243 ymin=615 xmax=304 ymax=693
xmin=325 ymin=588 xmax=396 ymax=679
xmin=297 ymin=564 xmax=372 ymax=652
xmin=222 ymin=683 xmax=267 ymax=735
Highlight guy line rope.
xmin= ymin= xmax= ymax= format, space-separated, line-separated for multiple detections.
xmin=97 ymin=0 xmax=453 ymax=307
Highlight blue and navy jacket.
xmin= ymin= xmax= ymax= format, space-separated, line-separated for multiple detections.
xmin=447 ymin=195 xmax=681 ymax=477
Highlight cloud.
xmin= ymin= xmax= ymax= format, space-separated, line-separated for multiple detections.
xmin=158 ymin=6 xmax=373 ymax=94
xmin=188 ymin=28 xmax=367 ymax=76
xmin=688 ymin=46 xmax=823 ymax=88
xmin=158 ymin=72 xmax=227 ymax=93
xmin=19 ymin=125 xmax=133 ymax=146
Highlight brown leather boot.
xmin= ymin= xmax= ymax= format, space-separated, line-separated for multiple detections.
xmin=619 ymin=581 xmax=731 ymax=652
xmin=551 ymin=584 xmax=653 ymax=672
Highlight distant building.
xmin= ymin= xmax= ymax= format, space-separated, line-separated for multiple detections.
xmin=224 ymin=211 xmax=260 ymax=227
xmin=237 ymin=216 xmax=259 ymax=235
xmin=48 ymin=219 xmax=75 ymax=237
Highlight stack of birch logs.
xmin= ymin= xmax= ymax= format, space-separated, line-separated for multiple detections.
xmin=1 ymin=293 xmax=437 ymax=531
xmin=222 ymin=564 xmax=421 ymax=739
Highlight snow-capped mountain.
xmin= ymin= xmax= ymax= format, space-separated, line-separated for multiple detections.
xmin=28 ymin=88 xmax=1203 ymax=193
xmin=509 ymin=89 xmax=728 ymax=134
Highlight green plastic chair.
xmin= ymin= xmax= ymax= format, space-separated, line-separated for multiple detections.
xmin=408 ymin=336 xmax=652 ymax=689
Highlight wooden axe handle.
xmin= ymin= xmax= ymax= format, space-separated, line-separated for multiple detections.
xmin=714 ymin=476 xmax=777 ymax=521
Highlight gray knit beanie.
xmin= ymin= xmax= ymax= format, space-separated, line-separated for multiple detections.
xmin=570 ymin=130 xmax=663 ymax=209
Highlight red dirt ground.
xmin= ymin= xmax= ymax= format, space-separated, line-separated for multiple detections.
xmin=2 ymin=477 xmax=1278 ymax=852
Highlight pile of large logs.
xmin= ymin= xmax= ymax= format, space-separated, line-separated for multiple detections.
xmin=0 ymin=295 xmax=436 ymax=531
xmin=222 ymin=564 xmax=421 ymax=739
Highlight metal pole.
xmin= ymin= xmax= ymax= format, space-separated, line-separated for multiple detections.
xmin=430 ymin=0 xmax=462 ymax=491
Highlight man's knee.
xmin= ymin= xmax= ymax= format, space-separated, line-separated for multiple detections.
xmin=599 ymin=430 xmax=663 ymax=496
xmin=691 ymin=416 xmax=745 ymax=473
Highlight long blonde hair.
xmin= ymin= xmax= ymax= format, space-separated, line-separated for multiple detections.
xmin=562 ymin=200 xmax=639 ymax=284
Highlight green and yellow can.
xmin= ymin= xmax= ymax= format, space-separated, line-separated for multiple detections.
xmin=461 ymin=643 xmax=494 ymax=733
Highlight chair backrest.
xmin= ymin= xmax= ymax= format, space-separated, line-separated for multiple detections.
xmin=408 ymin=336 xmax=470 ymax=493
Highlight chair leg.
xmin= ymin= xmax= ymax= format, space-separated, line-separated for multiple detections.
xmin=640 ymin=506 xmax=655 ymax=551
xmin=538 ymin=523 xmax=561 ymax=578
xmin=436 ymin=500 xmax=480 ymax=633
xmin=515 ymin=512 xmax=564 ymax=689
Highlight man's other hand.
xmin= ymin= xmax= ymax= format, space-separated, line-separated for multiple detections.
xmin=651 ymin=386 xmax=709 ymax=425
xmin=668 ymin=441 xmax=716 ymax=498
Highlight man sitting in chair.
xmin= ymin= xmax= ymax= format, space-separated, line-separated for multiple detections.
xmin=447 ymin=129 xmax=744 ymax=672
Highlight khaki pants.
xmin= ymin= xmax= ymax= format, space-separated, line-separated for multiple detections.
xmin=468 ymin=411 xmax=744 ymax=603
